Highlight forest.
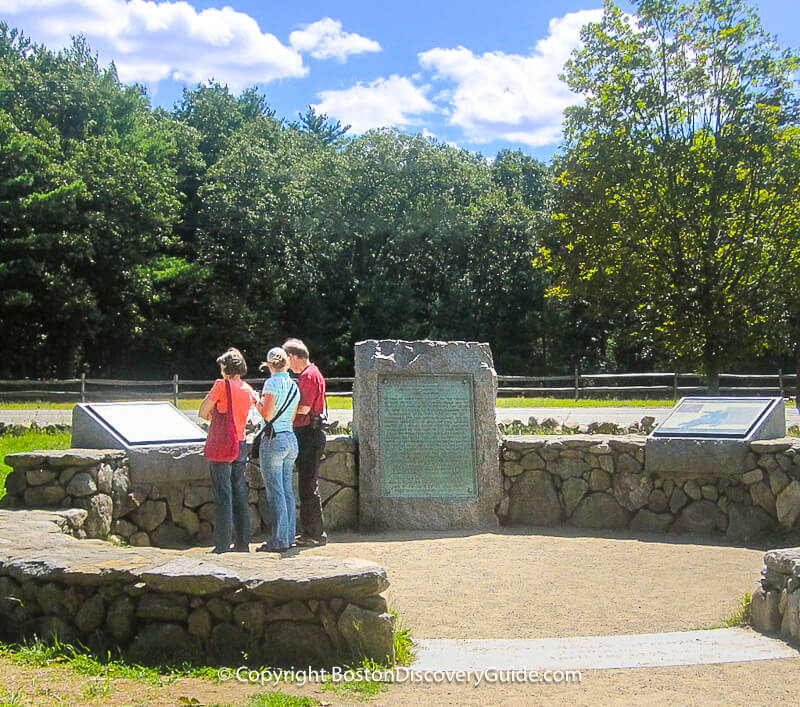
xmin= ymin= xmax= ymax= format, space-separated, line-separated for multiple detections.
xmin=1 ymin=0 xmax=799 ymax=390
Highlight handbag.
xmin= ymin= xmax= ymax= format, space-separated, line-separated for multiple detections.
xmin=250 ymin=383 xmax=298 ymax=460
xmin=203 ymin=379 xmax=239 ymax=462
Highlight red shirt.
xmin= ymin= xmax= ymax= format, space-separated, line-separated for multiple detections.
xmin=208 ymin=378 xmax=256 ymax=441
xmin=294 ymin=362 xmax=326 ymax=428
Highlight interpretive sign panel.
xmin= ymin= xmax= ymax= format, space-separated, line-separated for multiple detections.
xmin=378 ymin=375 xmax=477 ymax=498
xmin=645 ymin=396 xmax=786 ymax=475
xmin=74 ymin=402 xmax=206 ymax=447
xmin=651 ymin=397 xmax=783 ymax=439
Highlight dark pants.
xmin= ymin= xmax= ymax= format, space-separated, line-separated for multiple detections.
xmin=209 ymin=441 xmax=249 ymax=551
xmin=295 ymin=425 xmax=327 ymax=540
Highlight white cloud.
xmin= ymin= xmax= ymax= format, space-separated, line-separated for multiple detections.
xmin=312 ymin=75 xmax=435 ymax=133
xmin=418 ymin=9 xmax=603 ymax=147
xmin=0 ymin=0 xmax=307 ymax=90
xmin=289 ymin=17 xmax=380 ymax=62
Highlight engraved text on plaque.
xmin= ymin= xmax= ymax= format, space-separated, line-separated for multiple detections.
xmin=377 ymin=375 xmax=477 ymax=498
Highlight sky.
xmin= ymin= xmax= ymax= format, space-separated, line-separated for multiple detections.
xmin=1 ymin=0 xmax=798 ymax=161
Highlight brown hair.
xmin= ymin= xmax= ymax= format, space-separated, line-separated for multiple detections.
xmin=282 ymin=338 xmax=309 ymax=359
xmin=216 ymin=347 xmax=247 ymax=376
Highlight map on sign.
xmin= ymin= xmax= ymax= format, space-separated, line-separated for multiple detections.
xmin=652 ymin=397 xmax=778 ymax=439
xmin=85 ymin=402 xmax=206 ymax=446
xmin=377 ymin=375 xmax=478 ymax=499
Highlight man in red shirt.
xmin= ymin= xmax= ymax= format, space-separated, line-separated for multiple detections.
xmin=283 ymin=338 xmax=328 ymax=546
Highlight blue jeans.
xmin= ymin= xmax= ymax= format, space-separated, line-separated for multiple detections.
xmin=209 ymin=441 xmax=249 ymax=551
xmin=259 ymin=430 xmax=299 ymax=549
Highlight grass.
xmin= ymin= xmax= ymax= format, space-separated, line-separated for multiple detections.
xmin=392 ymin=611 xmax=415 ymax=666
xmin=3 ymin=396 xmax=798 ymax=411
xmin=723 ymin=592 xmax=753 ymax=628
xmin=6 ymin=637 xmax=202 ymax=685
xmin=702 ymin=592 xmax=754 ymax=630
xmin=496 ymin=396 xmax=674 ymax=407
xmin=0 ymin=396 xmax=355 ymax=411
xmin=81 ymin=679 xmax=113 ymax=700
xmin=321 ymin=658 xmax=391 ymax=702
xmin=3 ymin=636 xmax=224 ymax=687
xmin=0 ymin=429 xmax=71 ymax=500
xmin=0 ymin=610 xmax=416 ymax=703
xmin=247 ymin=693 xmax=319 ymax=706
xmin=0 ymin=396 xmax=678 ymax=411
xmin=0 ymin=688 xmax=24 ymax=706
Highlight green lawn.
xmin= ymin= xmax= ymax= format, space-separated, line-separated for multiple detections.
xmin=0 ymin=396 xmax=674 ymax=411
xmin=495 ymin=397 xmax=673 ymax=407
xmin=0 ymin=430 xmax=71 ymax=500
xmin=0 ymin=396 xmax=355 ymax=411
xmin=1 ymin=396 xmax=795 ymax=412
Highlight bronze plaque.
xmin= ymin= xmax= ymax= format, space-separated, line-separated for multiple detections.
xmin=377 ymin=375 xmax=477 ymax=498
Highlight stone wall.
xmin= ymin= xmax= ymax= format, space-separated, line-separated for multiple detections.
xmin=5 ymin=434 xmax=800 ymax=543
xmin=0 ymin=509 xmax=394 ymax=666
xmin=0 ymin=437 xmax=359 ymax=547
xmin=751 ymin=548 xmax=800 ymax=644
xmin=499 ymin=436 xmax=800 ymax=541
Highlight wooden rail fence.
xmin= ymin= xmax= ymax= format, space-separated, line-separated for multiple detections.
xmin=0 ymin=371 xmax=796 ymax=404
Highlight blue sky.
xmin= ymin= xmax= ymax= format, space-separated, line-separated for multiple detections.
xmin=1 ymin=0 xmax=798 ymax=161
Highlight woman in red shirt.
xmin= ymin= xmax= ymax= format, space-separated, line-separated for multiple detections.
xmin=199 ymin=348 xmax=257 ymax=553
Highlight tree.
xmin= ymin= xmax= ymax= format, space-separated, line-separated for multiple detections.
xmin=0 ymin=28 xmax=181 ymax=376
xmin=296 ymin=106 xmax=350 ymax=145
xmin=0 ymin=110 xmax=87 ymax=377
xmin=173 ymin=81 xmax=274 ymax=166
xmin=491 ymin=149 xmax=548 ymax=209
xmin=546 ymin=0 xmax=800 ymax=391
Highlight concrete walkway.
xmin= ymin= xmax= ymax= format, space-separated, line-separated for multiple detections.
xmin=414 ymin=629 xmax=798 ymax=671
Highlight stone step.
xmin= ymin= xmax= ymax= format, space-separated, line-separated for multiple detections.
xmin=414 ymin=628 xmax=798 ymax=671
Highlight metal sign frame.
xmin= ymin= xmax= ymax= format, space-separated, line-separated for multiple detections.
xmin=650 ymin=397 xmax=783 ymax=440
xmin=84 ymin=401 xmax=207 ymax=446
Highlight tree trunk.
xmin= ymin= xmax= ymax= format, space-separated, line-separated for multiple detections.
xmin=704 ymin=361 xmax=720 ymax=395
xmin=60 ymin=341 xmax=77 ymax=379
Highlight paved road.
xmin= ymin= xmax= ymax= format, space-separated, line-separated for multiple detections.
xmin=4 ymin=405 xmax=799 ymax=429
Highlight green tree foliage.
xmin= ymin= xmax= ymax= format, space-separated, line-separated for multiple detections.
xmin=0 ymin=111 xmax=85 ymax=377
xmin=0 ymin=25 xmax=179 ymax=376
xmin=547 ymin=0 xmax=800 ymax=390
xmin=296 ymin=105 xmax=351 ymax=145
xmin=15 ymin=11 xmax=798 ymax=382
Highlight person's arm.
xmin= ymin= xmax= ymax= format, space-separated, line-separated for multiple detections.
xmin=198 ymin=381 xmax=221 ymax=420
xmin=295 ymin=371 xmax=316 ymax=416
xmin=257 ymin=393 xmax=277 ymax=421
xmin=256 ymin=378 xmax=277 ymax=421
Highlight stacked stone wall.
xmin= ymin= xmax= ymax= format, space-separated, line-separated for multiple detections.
xmin=5 ymin=433 xmax=800 ymax=543
xmin=0 ymin=509 xmax=394 ymax=666
xmin=499 ymin=436 xmax=800 ymax=541
xmin=751 ymin=548 xmax=800 ymax=645
xmin=1 ymin=437 xmax=359 ymax=547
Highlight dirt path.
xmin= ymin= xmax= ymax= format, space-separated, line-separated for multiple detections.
xmin=2 ymin=527 xmax=798 ymax=706
xmin=295 ymin=528 xmax=766 ymax=639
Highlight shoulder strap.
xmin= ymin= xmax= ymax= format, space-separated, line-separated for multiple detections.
xmin=270 ymin=382 xmax=298 ymax=423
